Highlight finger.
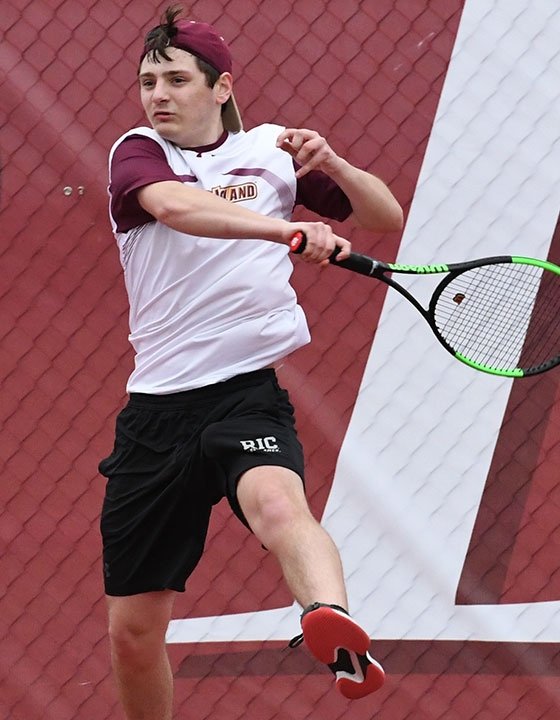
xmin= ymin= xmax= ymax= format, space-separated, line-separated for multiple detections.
xmin=276 ymin=130 xmax=297 ymax=156
xmin=315 ymin=240 xmax=339 ymax=263
xmin=279 ymin=136 xmax=312 ymax=164
xmin=278 ymin=139 xmax=298 ymax=159
xmin=294 ymin=137 xmax=322 ymax=161
xmin=276 ymin=128 xmax=295 ymax=146
xmin=294 ymin=140 xmax=329 ymax=177
xmin=332 ymin=239 xmax=351 ymax=261
xmin=277 ymin=128 xmax=302 ymax=141
xmin=281 ymin=127 xmax=314 ymax=139
xmin=299 ymin=229 xmax=332 ymax=263
xmin=294 ymin=153 xmax=325 ymax=178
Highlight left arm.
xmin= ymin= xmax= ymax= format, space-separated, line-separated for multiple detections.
xmin=277 ymin=128 xmax=403 ymax=233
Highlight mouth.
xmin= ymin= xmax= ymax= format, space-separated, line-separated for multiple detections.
xmin=153 ymin=111 xmax=174 ymax=121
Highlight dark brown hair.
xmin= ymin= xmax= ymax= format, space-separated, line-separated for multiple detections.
xmin=140 ymin=5 xmax=220 ymax=89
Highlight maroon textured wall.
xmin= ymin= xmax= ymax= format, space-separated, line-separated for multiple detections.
xmin=2 ymin=1 xmax=559 ymax=718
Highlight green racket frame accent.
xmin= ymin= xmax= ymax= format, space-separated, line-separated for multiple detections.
xmin=512 ymin=256 xmax=560 ymax=275
xmin=453 ymin=353 xmax=525 ymax=378
xmin=388 ymin=262 xmax=449 ymax=274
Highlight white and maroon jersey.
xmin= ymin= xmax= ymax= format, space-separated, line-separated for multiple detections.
xmin=108 ymin=123 xmax=352 ymax=394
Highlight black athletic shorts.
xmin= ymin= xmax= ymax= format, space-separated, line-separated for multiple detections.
xmin=98 ymin=369 xmax=305 ymax=596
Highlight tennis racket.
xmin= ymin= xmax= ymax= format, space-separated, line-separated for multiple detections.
xmin=290 ymin=232 xmax=560 ymax=378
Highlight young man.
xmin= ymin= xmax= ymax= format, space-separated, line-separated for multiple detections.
xmin=99 ymin=6 xmax=403 ymax=719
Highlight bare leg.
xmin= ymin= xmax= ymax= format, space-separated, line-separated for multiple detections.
xmin=106 ymin=590 xmax=176 ymax=720
xmin=236 ymin=466 xmax=348 ymax=610
xmin=237 ymin=466 xmax=385 ymax=700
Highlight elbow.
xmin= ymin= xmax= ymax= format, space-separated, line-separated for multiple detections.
xmin=156 ymin=203 xmax=182 ymax=227
xmin=385 ymin=202 xmax=404 ymax=232
xmin=138 ymin=182 xmax=198 ymax=228
xmin=153 ymin=196 xmax=193 ymax=228
xmin=359 ymin=200 xmax=404 ymax=233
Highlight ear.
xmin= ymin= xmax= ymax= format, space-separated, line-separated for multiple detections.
xmin=214 ymin=72 xmax=233 ymax=107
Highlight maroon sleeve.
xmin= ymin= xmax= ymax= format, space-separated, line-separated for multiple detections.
xmin=109 ymin=135 xmax=185 ymax=232
xmin=294 ymin=167 xmax=353 ymax=222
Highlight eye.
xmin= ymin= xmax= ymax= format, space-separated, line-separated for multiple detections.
xmin=140 ymin=79 xmax=155 ymax=88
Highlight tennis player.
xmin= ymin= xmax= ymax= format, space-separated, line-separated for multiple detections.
xmin=99 ymin=5 xmax=403 ymax=718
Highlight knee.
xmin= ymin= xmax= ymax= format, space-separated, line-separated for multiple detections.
xmin=246 ymin=484 xmax=311 ymax=542
xmin=108 ymin=613 xmax=167 ymax=670
xmin=238 ymin=468 xmax=313 ymax=544
xmin=256 ymin=489 xmax=294 ymax=527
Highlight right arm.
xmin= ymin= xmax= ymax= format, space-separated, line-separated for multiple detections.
xmin=137 ymin=179 xmax=351 ymax=264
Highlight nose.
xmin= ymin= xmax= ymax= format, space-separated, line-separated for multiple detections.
xmin=152 ymin=79 xmax=169 ymax=103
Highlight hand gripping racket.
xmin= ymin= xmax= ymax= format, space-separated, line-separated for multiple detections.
xmin=290 ymin=232 xmax=560 ymax=378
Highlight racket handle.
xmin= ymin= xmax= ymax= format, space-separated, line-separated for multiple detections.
xmin=289 ymin=231 xmax=341 ymax=260
xmin=289 ymin=231 xmax=377 ymax=277
xmin=289 ymin=231 xmax=309 ymax=254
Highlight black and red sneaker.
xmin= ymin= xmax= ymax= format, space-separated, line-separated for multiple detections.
xmin=289 ymin=603 xmax=385 ymax=699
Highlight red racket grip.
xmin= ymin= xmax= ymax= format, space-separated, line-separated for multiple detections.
xmin=290 ymin=231 xmax=341 ymax=261
xmin=290 ymin=231 xmax=307 ymax=253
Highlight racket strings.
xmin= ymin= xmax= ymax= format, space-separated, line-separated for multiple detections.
xmin=433 ymin=263 xmax=560 ymax=372
xmin=437 ymin=268 xmax=525 ymax=352
xmin=440 ymin=265 xmax=560 ymax=369
xmin=444 ymin=266 xmax=556 ymax=369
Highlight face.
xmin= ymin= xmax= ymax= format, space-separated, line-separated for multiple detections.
xmin=138 ymin=47 xmax=232 ymax=147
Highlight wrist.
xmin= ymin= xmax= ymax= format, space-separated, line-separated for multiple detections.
xmin=321 ymin=154 xmax=349 ymax=181
xmin=262 ymin=219 xmax=293 ymax=245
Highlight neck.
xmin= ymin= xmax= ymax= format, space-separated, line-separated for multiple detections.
xmin=182 ymin=129 xmax=229 ymax=153
xmin=179 ymin=116 xmax=225 ymax=149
